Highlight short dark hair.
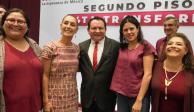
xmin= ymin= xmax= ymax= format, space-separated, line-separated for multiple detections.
xmin=1 ymin=8 xmax=30 ymax=37
xmin=164 ymin=16 xmax=179 ymax=26
xmin=87 ymin=16 xmax=106 ymax=30
xmin=0 ymin=5 xmax=7 ymax=11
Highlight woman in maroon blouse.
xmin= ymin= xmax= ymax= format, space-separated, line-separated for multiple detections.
xmin=0 ymin=8 xmax=42 ymax=112
xmin=151 ymin=33 xmax=194 ymax=112
xmin=110 ymin=16 xmax=156 ymax=112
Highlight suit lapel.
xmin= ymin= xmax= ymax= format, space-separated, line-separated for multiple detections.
xmin=82 ymin=39 xmax=93 ymax=69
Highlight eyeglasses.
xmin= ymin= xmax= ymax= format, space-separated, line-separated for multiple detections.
xmin=5 ymin=19 xmax=26 ymax=26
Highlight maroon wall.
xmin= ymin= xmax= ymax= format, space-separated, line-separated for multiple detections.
xmin=0 ymin=0 xmax=40 ymax=43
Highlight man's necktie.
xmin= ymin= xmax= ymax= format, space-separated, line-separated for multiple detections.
xmin=93 ymin=42 xmax=98 ymax=70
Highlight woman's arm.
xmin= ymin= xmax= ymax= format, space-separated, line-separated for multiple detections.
xmin=42 ymin=58 xmax=53 ymax=111
xmin=132 ymin=54 xmax=154 ymax=112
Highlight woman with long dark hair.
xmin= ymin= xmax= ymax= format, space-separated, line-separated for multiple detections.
xmin=111 ymin=15 xmax=156 ymax=112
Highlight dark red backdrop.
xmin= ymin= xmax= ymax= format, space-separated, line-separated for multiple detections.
xmin=0 ymin=0 xmax=40 ymax=43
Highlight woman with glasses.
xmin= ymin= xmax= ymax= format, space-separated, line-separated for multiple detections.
xmin=0 ymin=8 xmax=42 ymax=112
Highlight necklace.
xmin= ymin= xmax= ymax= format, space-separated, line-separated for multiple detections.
xmin=164 ymin=65 xmax=182 ymax=100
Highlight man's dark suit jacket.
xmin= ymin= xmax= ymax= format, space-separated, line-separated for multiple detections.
xmin=79 ymin=37 xmax=120 ymax=111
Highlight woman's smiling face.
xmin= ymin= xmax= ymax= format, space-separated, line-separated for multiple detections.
xmin=122 ymin=22 xmax=139 ymax=43
xmin=3 ymin=12 xmax=27 ymax=39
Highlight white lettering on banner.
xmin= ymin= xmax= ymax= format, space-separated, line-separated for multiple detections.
xmin=72 ymin=10 xmax=194 ymax=26
xmin=112 ymin=16 xmax=119 ymax=23
xmin=179 ymin=14 xmax=188 ymax=23
xmin=154 ymin=15 xmax=162 ymax=23
xmin=144 ymin=15 xmax=151 ymax=23
xmin=40 ymin=0 xmax=194 ymax=26
xmin=103 ymin=16 xmax=111 ymax=23
xmin=193 ymin=14 xmax=194 ymax=22
xmin=39 ymin=0 xmax=194 ymax=49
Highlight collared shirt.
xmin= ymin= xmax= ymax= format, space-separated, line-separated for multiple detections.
xmin=88 ymin=38 xmax=105 ymax=66
xmin=156 ymin=37 xmax=167 ymax=55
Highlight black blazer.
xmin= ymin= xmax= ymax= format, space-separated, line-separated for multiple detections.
xmin=79 ymin=37 xmax=119 ymax=111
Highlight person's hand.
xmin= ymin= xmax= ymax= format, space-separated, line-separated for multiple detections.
xmin=131 ymin=99 xmax=142 ymax=112
xmin=43 ymin=101 xmax=53 ymax=112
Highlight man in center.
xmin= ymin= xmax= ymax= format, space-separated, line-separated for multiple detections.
xmin=79 ymin=16 xmax=120 ymax=112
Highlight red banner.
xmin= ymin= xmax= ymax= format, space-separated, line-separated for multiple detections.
xmin=72 ymin=10 xmax=194 ymax=26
